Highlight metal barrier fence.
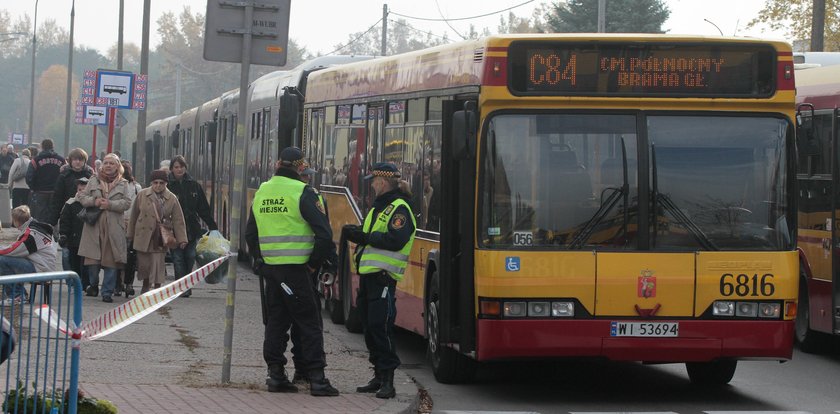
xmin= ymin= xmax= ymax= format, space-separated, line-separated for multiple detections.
xmin=0 ymin=272 xmax=82 ymax=414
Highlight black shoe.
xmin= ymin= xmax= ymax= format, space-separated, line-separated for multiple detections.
xmin=181 ymin=289 xmax=192 ymax=298
xmin=125 ymin=285 xmax=135 ymax=298
xmin=85 ymin=286 xmax=98 ymax=297
xmin=102 ymin=296 xmax=113 ymax=303
xmin=113 ymin=287 xmax=123 ymax=297
xmin=310 ymin=378 xmax=339 ymax=397
xmin=375 ymin=370 xmax=396 ymax=399
xmin=356 ymin=369 xmax=382 ymax=393
xmin=266 ymin=367 xmax=298 ymax=393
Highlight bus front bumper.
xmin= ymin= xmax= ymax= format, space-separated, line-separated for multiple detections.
xmin=475 ymin=319 xmax=794 ymax=362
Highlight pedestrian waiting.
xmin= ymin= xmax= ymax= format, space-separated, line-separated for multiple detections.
xmin=58 ymin=177 xmax=91 ymax=291
xmin=49 ymin=148 xmax=93 ymax=226
xmin=6 ymin=149 xmax=31 ymax=208
xmin=0 ymin=206 xmax=57 ymax=305
xmin=26 ymin=139 xmax=65 ymax=223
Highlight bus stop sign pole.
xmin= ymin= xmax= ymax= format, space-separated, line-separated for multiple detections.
xmin=203 ymin=0 xmax=289 ymax=384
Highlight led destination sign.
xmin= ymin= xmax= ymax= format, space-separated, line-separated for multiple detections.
xmin=508 ymin=42 xmax=776 ymax=97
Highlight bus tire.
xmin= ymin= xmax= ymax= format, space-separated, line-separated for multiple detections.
xmin=795 ymin=269 xmax=827 ymax=353
xmin=341 ymin=257 xmax=363 ymax=333
xmin=686 ymin=360 xmax=736 ymax=386
xmin=426 ymin=271 xmax=475 ymax=384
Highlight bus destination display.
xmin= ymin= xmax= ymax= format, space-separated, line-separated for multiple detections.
xmin=508 ymin=43 xmax=775 ymax=97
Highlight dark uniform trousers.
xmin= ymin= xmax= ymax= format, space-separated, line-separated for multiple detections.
xmin=290 ymin=268 xmax=323 ymax=371
xmin=262 ymin=263 xmax=326 ymax=372
xmin=358 ymin=270 xmax=400 ymax=370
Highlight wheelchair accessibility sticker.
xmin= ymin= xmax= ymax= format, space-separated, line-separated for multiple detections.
xmin=505 ymin=256 xmax=520 ymax=272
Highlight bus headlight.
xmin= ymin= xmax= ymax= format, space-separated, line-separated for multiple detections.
xmin=528 ymin=301 xmax=550 ymax=317
xmin=759 ymin=302 xmax=781 ymax=318
xmin=504 ymin=301 xmax=527 ymax=317
xmin=713 ymin=301 xmax=735 ymax=316
xmin=551 ymin=301 xmax=575 ymax=317
xmin=736 ymin=302 xmax=758 ymax=317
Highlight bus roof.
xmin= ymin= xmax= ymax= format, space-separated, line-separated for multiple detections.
xmin=305 ymin=34 xmax=792 ymax=104
xmin=795 ymin=64 xmax=840 ymax=107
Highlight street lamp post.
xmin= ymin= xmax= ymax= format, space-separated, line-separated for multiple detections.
xmin=63 ymin=0 xmax=76 ymax=154
xmin=704 ymin=19 xmax=724 ymax=36
xmin=28 ymin=0 xmax=40 ymax=147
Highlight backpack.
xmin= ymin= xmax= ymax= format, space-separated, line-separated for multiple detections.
xmin=11 ymin=159 xmax=28 ymax=182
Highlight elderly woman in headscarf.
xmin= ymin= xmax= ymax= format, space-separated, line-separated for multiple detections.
xmin=127 ymin=169 xmax=187 ymax=294
xmin=77 ymin=153 xmax=131 ymax=303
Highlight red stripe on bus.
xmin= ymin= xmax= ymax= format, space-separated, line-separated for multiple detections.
xmin=486 ymin=46 xmax=507 ymax=53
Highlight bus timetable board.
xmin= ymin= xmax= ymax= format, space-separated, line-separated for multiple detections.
xmin=508 ymin=42 xmax=776 ymax=97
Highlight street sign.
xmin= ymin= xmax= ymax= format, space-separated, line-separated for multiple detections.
xmin=204 ymin=0 xmax=291 ymax=66
xmin=74 ymin=101 xmax=107 ymax=125
xmin=96 ymin=70 xmax=134 ymax=109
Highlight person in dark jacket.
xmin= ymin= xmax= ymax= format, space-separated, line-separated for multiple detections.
xmin=26 ymin=139 xmax=66 ymax=222
xmin=49 ymin=148 xmax=93 ymax=226
xmin=58 ymin=177 xmax=90 ymax=290
xmin=167 ymin=155 xmax=218 ymax=298
xmin=0 ymin=145 xmax=15 ymax=184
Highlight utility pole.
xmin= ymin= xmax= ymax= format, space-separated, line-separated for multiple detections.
xmin=175 ymin=65 xmax=182 ymax=115
xmin=28 ymin=0 xmax=40 ymax=147
xmin=115 ymin=0 xmax=124 ymax=153
xmin=135 ymin=0 xmax=151 ymax=182
xmin=597 ymin=0 xmax=606 ymax=33
xmin=381 ymin=4 xmax=388 ymax=56
xmin=811 ymin=0 xmax=825 ymax=51
xmin=63 ymin=0 xmax=75 ymax=155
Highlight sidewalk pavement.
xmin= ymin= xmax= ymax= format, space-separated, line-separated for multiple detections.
xmin=1 ymin=227 xmax=421 ymax=413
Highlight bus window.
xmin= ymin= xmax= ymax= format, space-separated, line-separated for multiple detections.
xmin=797 ymin=114 xmax=832 ymax=176
xmin=481 ymin=113 xmax=637 ymax=249
xmin=648 ymin=115 xmax=792 ymax=251
xmin=423 ymin=123 xmax=442 ymax=231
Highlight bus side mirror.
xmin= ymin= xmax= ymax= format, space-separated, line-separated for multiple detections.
xmin=279 ymin=88 xmax=300 ymax=130
xmin=452 ymin=106 xmax=477 ymax=160
xmin=206 ymin=121 xmax=217 ymax=143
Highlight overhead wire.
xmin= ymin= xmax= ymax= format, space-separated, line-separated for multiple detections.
xmin=390 ymin=0 xmax=537 ymax=22
xmin=388 ymin=19 xmax=452 ymax=43
xmin=434 ymin=0 xmax=465 ymax=40
xmin=324 ymin=17 xmax=385 ymax=55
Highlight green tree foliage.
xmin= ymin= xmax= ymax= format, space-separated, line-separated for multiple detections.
xmin=546 ymin=0 xmax=670 ymax=33
xmin=748 ymin=0 xmax=840 ymax=51
xmin=333 ymin=18 xmax=450 ymax=56
xmin=497 ymin=4 xmax=550 ymax=34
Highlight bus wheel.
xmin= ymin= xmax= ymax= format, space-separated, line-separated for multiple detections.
xmin=341 ymin=262 xmax=363 ymax=333
xmin=426 ymin=271 xmax=475 ymax=384
xmin=796 ymin=270 xmax=827 ymax=353
xmin=686 ymin=360 xmax=736 ymax=385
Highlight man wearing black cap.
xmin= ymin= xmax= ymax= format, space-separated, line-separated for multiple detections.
xmin=244 ymin=146 xmax=339 ymax=396
xmin=343 ymin=162 xmax=416 ymax=399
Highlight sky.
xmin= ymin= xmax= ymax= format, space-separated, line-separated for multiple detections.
xmin=1 ymin=0 xmax=789 ymax=57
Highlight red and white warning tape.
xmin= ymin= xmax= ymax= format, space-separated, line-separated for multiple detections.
xmin=34 ymin=255 xmax=230 ymax=341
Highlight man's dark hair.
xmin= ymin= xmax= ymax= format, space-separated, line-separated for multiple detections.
xmin=41 ymin=138 xmax=54 ymax=151
xmin=170 ymin=155 xmax=188 ymax=170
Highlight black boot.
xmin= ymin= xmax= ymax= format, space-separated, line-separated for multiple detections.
xmin=181 ymin=288 xmax=192 ymax=298
xmin=265 ymin=366 xmax=297 ymax=393
xmin=356 ymin=369 xmax=382 ymax=393
xmin=375 ymin=369 xmax=396 ymax=399
xmin=292 ymin=369 xmax=308 ymax=384
xmin=85 ymin=286 xmax=98 ymax=297
xmin=308 ymin=369 xmax=339 ymax=397
xmin=124 ymin=284 xmax=135 ymax=298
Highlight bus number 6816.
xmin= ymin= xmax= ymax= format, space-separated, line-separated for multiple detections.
xmin=719 ymin=273 xmax=775 ymax=297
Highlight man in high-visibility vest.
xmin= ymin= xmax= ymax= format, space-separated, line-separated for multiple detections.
xmin=245 ymin=146 xmax=339 ymax=396
xmin=343 ymin=162 xmax=416 ymax=399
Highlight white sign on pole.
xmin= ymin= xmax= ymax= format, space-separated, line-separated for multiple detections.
xmin=96 ymin=70 xmax=134 ymax=109
xmin=85 ymin=106 xmax=108 ymax=125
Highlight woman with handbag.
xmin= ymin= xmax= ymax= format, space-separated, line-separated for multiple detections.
xmin=77 ymin=153 xmax=131 ymax=303
xmin=127 ymin=169 xmax=188 ymax=294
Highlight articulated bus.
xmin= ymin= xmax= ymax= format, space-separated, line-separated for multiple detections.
xmin=793 ymin=64 xmax=840 ymax=351
xmin=301 ymin=34 xmax=799 ymax=384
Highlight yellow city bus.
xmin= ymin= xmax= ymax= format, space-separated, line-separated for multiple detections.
xmin=301 ymin=34 xmax=799 ymax=385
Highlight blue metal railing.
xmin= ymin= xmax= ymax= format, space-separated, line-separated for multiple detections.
xmin=0 ymin=272 xmax=82 ymax=414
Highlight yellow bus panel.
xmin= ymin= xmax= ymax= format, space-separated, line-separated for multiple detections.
xmin=596 ymin=253 xmax=695 ymax=317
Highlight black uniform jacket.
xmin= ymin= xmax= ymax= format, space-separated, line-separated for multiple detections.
xmin=245 ymin=168 xmax=335 ymax=270
xmin=49 ymin=165 xmax=94 ymax=225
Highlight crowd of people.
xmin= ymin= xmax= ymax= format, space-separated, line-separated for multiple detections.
xmin=0 ymin=138 xmax=217 ymax=304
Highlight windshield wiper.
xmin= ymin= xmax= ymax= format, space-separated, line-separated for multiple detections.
xmin=651 ymin=143 xmax=718 ymax=251
xmin=569 ymin=138 xmax=629 ymax=249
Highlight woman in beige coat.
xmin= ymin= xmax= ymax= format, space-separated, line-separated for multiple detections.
xmin=127 ymin=169 xmax=188 ymax=294
xmin=77 ymin=153 xmax=131 ymax=302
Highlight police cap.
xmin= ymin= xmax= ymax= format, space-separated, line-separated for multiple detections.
xmin=279 ymin=147 xmax=305 ymax=167
xmin=364 ymin=162 xmax=401 ymax=180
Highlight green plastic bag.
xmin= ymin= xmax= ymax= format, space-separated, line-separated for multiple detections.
xmin=195 ymin=230 xmax=230 ymax=284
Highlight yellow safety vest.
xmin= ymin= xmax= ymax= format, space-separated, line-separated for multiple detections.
xmin=358 ymin=198 xmax=416 ymax=281
xmin=252 ymin=176 xmax=315 ymax=265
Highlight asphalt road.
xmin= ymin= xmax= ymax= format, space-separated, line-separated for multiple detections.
xmin=329 ymin=316 xmax=840 ymax=414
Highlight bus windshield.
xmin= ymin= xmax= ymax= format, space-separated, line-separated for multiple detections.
xmin=480 ymin=113 xmax=793 ymax=251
